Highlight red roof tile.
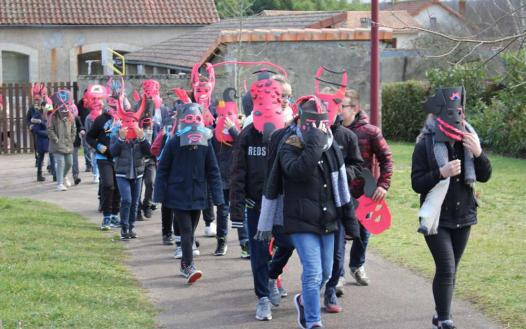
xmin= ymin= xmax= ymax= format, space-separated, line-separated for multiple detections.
xmin=0 ymin=0 xmax=219 ymax=26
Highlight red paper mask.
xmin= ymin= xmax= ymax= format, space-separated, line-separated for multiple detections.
xmin=292 ymin=95 xmax=329 ymax=132
xmin=354 ymin=168 xmax=391 ymax=235
xmin=106 ymin=77 xmax=147 ymax=140
xmin=84 ymin=84 xmax=108 ymax=121
xmin=250 ymin=70 xmax=285 ymax=141
xmin=314 ymin=66 xmax=347 ymax=125
xmin=191 ymin=63 xmax=215 ymax=126
xmin=142 ymin=79 xmax=162 ymax=109
xmin=214 ymin=88 xmax=240 ymax=144
xmin=32 ymin=83 xmax=52 ymax=106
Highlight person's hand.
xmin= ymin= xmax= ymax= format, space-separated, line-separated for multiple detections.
xmin=440 ymin=159 xmax=461 ymax=178
xmin=79 ymin=130 xmax=86 ymax=137
xmin=135 ymin=128 xmax=145 ymax=140
xmin=303 ymin=121 xmax=328 ymax=147
xmin=463 ymin=133 xmax=482 ymax=157
xmin=224 ymin=117 xmax=235 ymax=130
xmin=97 ymin=144 xmax=107 ymax=154
xmin=372 ymin=186 xmax=387 ymax=202
xmin=118 ymin=127 xmax=128 ymax=140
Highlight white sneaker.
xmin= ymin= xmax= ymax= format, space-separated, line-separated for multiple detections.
xmin=174 ymin=246 xmax=182 ymax=259
xmin=350 ymin=266 xmax=370 ymax=286
xmin=56 ymin=184 xmax=67 ymax=191
xmin=92 ymin=175 xmax=99 ymax=184
xmin=64 ymin=177 xmax=72 ymax=188
xmin=204 ymin=222 xmax=217 ymax=237
xmin=192 ymin=241 xmax=200 ymax=256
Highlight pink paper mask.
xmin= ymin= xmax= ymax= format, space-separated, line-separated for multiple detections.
xmin=142 ymin=79 xmax=162 ymax=109
xmin=191 ymin=63 xmax=215 ymax=126
xmin=355 ymin=169 xmax=391 ymax=235
xmin=214 ymin=88 xmax=240 ymax=144
xmin=250 ymin=71 xmax=285 ymax=140
xmin=314 ymin=66 xmax=347 ymax=125
xmin=84 ymin=84 xmax=108 ymax=121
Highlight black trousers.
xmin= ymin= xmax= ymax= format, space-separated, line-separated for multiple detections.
xmin=161 ymin=205 xmax=180 ymax=237
xmin=97 ymin=159 xmax=120 ymax=216
xmin=174 ymin=209 xmax=201 ymax=266
xmin=141 ymin=160 xmax=156 ymax=208
xmin=425 ymin=226 xmax=471 ymax=321
xmin=202 ymin=191 xmax=215 ymax=225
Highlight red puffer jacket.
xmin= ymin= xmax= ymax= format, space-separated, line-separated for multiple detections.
xmin=345 ymin=111 xmax=393 ymax=198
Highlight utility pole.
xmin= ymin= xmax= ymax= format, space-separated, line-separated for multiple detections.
xmin=370 ymin=0 xmax=380 ymax=127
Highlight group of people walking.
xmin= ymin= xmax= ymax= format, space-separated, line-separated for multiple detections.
xmin=25 ymin=63 xmax=491 ymax=329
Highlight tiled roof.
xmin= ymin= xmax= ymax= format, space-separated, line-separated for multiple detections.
xmin=125 ymin=12 xmax=348 ymax=68
xmin=0 ymin=0 xmax=219 ymax=26
xmin=382 ymin=0 xmax=464 ymax=20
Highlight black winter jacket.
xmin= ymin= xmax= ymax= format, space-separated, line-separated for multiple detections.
xmin=212 ymin=127 xmax=239 ymax=190
xmin=86 ymin=112 xmax=114 ymax=160
xmin=279 ymin=129 xmax=339 ymax=235
xmin=411 ymin=135 xmax=492 ymax=229
xmin=110 ymin=138 xmax=151 ymax=179
xmin=73 ymin=115 xmax=85 ymax=148
xmin=331 ymin=119 xmax=364 ymax=181
xmin=229 ymin=124 xmax=268 ymax=222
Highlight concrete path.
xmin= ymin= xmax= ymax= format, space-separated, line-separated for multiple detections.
xmin=0 ymin=154 xmax=502 ymax=329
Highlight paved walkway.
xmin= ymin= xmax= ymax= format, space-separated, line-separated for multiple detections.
xmin=0 ymin=154 xmax=502 ymax=329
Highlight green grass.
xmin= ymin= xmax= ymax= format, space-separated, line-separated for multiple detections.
xmin=372 ymin=142 xmax=526 ymax=329
xmin=0 ymin=198 xmax=157 ymax=329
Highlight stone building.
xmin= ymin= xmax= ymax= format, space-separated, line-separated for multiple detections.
xmin=0 ymin=0 xmax=219 ymax=83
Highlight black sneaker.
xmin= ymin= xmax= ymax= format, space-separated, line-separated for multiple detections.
xmin=214 ymin=237 xmax=228 ymax=256
xmin=294 ymin=294 xmax=307 ymax=329
xmin=128 ymin=228 xmax=137 ymax=239
xmin=162 ymin=234 xmax=175 ymax=245
xmin=433 ymin=315 xmax=439 ymax=329
xmin=240 ymin=240 xmax=250 ymax=259
xmin=136 ymin=211 xmax=145 ymax=221
xmin=143 ymin=206 xmax=152 ymax=219
xmin=37 ymin=174 xmax=46 ymax=182
xmin=120 ymin=228 xmax=129 ymax=240
xmin=150 ymin=204 xmax=157 ymax=211
xmin=74 ymin=177 xmax=81 ymax=185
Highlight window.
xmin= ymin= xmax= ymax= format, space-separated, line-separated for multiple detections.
xmin=430 ymin=17 xmax=437 ymax=29
xmin=2 ymin=51 xmax=29 ymax=83
xmin=78 ymin=51 xmax=102 ymax=75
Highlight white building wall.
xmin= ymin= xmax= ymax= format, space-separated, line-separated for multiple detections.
xmin=413 ymin=4 xmax=465 ymax=34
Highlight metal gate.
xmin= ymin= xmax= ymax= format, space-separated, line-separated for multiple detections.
xmin=0 ymin=82 xmax=79 ymax=154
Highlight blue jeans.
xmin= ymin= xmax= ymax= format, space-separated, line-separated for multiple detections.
xmin=291 ymin=232 xmax=334 ymax=328
xmin=90 ymin=151 xmax=99 ymax=177
xmin=53 ymin=153 xmax=72 ymax=186
xmin=247 ymin=207 xmax=271 ymax=298
xmin=116 ymin=176 xmax=142 ymax=230
xmin=349 ymin=223 xmax=370 ymax=270
xmin=325 ymin=222 xmax=345 ymax=294
xmin=216 ymin=189 xmax=248 ymax=244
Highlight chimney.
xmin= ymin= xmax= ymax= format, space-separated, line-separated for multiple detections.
xmin=459 ymin=0 xmax=466 ymax=16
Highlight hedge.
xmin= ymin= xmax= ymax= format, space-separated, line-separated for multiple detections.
xmin=381 ymin=80 xmax=429 ymax=142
